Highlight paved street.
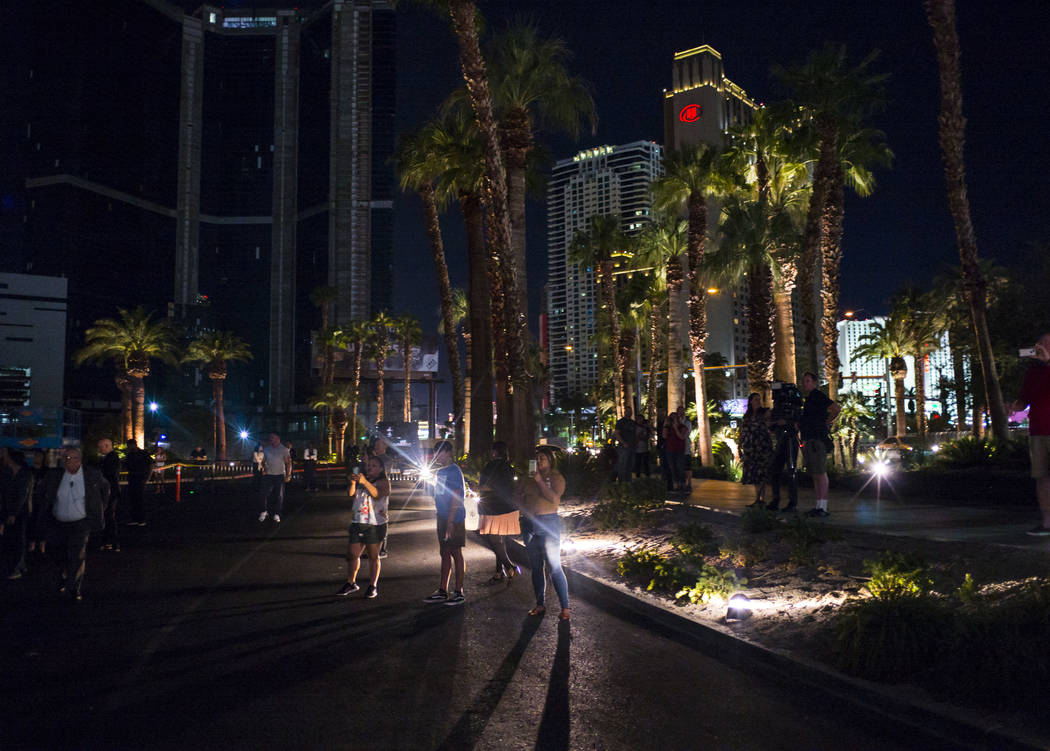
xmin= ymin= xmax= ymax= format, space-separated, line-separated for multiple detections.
xmin=1 ymin=480 xmax=966 ymax=750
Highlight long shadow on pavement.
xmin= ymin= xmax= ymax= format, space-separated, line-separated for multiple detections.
xmin=535 ymin=619 xmax=571 ymax=750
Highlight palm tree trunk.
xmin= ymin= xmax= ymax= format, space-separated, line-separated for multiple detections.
xmin=420 ymin=183 xmax=465 ymax=453
xmin=334 ymin=410 xmax=347 ymax=462
xmin=685 ymin=193 xmax=712 ymax=465
xmin=116 ymin=373 xmax=133 ymax=442
xmin=602 ymin=260 xmax=623 ymax=417
xmin=132 ymin=376 xmax=146 ymax=449
xmin=447 ymin=0 xmax=529 ymax=461
xmin=403 ymin=341 xmax=412 ymax=423
xmin=351 ymin=341 xmax=364 ymax=441
xmin=821 ymin=168 xmax=845 ymax=401
xmin=666 ymin=256 xmax=686 ymax=414
xmin=951 ymin=337 xmax=967 ymax=434
xmin=647 ymin=298 xmax=661 ymax=427
xmin=376 ymin=361 xmax=385 ymax=423
xmin=894 ymin=375 xmax=907 ymax=437
xmin=746 ymin=262 xmax=775 ymax=403
xmin=772 ymin=260 xmax=798 ymax=385
xmin=462 ymin=192 xmax=493 ymax=456
xmin=926 ymin=0 xmax=1008 ymax=441
xmin=502 ymin=111 xmax=530 ymax=325
xmin=213 ymin=377 xmax=227 ymax=461
xmin=799 ymin=121 xmax=837 ymax=376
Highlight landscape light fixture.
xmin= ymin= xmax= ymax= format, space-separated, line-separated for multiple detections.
xmin=872 ymin=461 xmax=890 ymax=478
xmin=726 ymin=593 xmax=752 ymax=622
xmin=239 ymin=430 xmax=249 ymax=440
xmin=149 ymin=402 xmax=159 ymax=413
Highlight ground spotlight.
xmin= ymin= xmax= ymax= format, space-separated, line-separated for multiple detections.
xmin=872 ymin=461 xmax=890 ymax=478
xmin=726 ymin=593 xmax=752 ymax=622
xmin=239 ymin=430 xmax=249 ymax=440
xmin=149 ymin=402 xmax=159 ymax=413
xmin=931 ymin=444 xmax=940 ymax=453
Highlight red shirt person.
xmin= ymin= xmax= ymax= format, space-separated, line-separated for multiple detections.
xmin=1012 ymin=333 xmax=1050 ymax=535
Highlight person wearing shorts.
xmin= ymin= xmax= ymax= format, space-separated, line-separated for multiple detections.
xmin=422 ymin=441 xmax=467 ymax=606
xmin=799 ymin=372 xmax=840 ymax=518
xmin=337 ymin=455 xmax=389 ymax=598
xmin=1012 ymin=333 xmax=1050 ymax=536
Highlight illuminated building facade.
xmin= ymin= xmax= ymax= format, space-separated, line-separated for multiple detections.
xmin=7 ymin=1 xmax=394 ymax=410
xmin=663 ymin=45 xmax=757 ymax=400
xmin=546 ymin=142 xmax=663 ymax=405
xmin=838 ymin=316 xmax=965 ymax=424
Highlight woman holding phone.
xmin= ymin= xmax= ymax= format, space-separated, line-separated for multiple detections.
xmin=520 ymin=446 xmax=570 ymax=621
xmin=337 ymin=455 xmax=390 ymax=598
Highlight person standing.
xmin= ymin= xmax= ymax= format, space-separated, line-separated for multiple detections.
xmin=422 ymin=440 xmax=467 ymax=606
xmin=258 ymin=433 xmax=291 ymax=523
xmin=96 ymin=439 xmax=121 ymax=552
xmin=45 ymin=448 xmax=107 ymax=601
xmin=613 ymin=407 xmax=638 ymax=483
xmin=27 ymin=449 xmax=50 ymax=559
xmin=1011 ymin=333 xmax=1050 ymax=535
xmin=799 ymin=372 xmax=840 ymax=517
xmin=656 ymin=411 xmax=672 ymax=491
xmin=123 ymin=439 xmax=151 ymax=526
xmin=634 ymin=413 xmax=652 ymax=478
xmin=189 ymin=445 xmax=207 ymax=490
xmin=336 ymin=455 xmax=390 ymax=598
xmin=366 ymin=437 xmax=391 ymax=557
xmin=1 ymin=449 xmax=33 ymax=579
xmin=739 ymin=393 xmax=773 ymax=507
xmin=677 ymin=405 xmax=695 ymax=492
xmin=477 ymin=442 xmax=520 ymax=582
xmin=663 ymin=410 xmax=688 ymax=491
xmin=251 ymin=444 xmax=265 ymax=492
xmin=521 ymin=446 xmax=570 ymax=621
xmin=303 ymin=442 xmax=319 ymax=492
xmin=151 ymin=444 xmax=167 ymax=493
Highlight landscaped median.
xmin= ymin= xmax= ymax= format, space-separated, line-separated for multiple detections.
xmin=553 ymin=476 xmax=1050 ymax=749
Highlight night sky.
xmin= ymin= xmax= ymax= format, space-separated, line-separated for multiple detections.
xmin=392 ymin=0 xmax=1050 ymax=330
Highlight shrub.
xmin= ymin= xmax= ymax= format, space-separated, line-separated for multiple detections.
xmin=601 ymin=477 xmax=667 ymax=506
xmin=863 ymin=551 xmax=934 ymax=599
xmin=558 ymin=451 xmax=604 ymax=498
xmin=740 ymin=505 xmax=779 ymax=533
xmin=954 ymin=573 xmax=979 ymax=604
xmin=831 ymin=595 xmax=952 ymax=681
xmin=616 ymin=548 xmax=689 ymax=593
xmin=718 ymin=536 xmax=770 ymax=567
xmin=671 ymin=522 xmax=718 ymax=557
xmin=933 ymin=435 xmax=1029 ymax=471
xmin=676 ymin=564 xmax=747 ymax=604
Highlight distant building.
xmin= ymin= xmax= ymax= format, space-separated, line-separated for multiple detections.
xmin=6 ymin=1 xmax=395 ymax=411
xmin=545 ymin=141 xmax=663 ymax=405
xmin=0 ymin=273 xmax=68 ymax=409
xmin=838 ymin=316 xmax=965 ymax=424
xmin=662 ymin=45 xmax=758 ymax=400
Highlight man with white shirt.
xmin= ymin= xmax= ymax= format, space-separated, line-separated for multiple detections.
xmin=45 ymin=448 xmax=107 ymax=601
xmin=259 ymin=433 xmax=291 ymax=523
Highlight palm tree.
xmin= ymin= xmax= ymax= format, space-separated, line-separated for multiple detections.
xmin=430 ymin=109 xmax=493 ymax=453
xmin=310 ymin=285 xmax=340 ymax=385
xmin=651 ymin=143 xmax=726 ymax=465
xmin=852 ymin=315 xmax=911 ymax=438
xmin=183 ymin=331 xmax=252 ymax=461
xmin=392 ymin=315 xmax=423 ymax=423
xmin=74 ymin=307 xmax=178 ymax=448
xmin=775 ymin=44 xmax=889 ymax=384
xmin=311 ymin=383 xmax=355 ymax=463
xmin=342 ymin=320 xmax=371 ymax=446
xmin=394 ymin=124 xmax=465 ymax=449
xmin=368 ymin=312 xmax=394 ymax=424
xmin=486 ymin=22 xmax=596 ymax=320
xmin=441 ymin=289 xmax=474 ymax=453
xmin=925 ymin=0 xmax=1009 ymax=441
xmin=893 ymin=289 xmax=943 ymax=438
xmin=570 ymin=214 xmax=629 ymax=416
xmin=833 ymin=392 xmax=872 ymax=469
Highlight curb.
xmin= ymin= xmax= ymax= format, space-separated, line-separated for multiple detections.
xmin=507 ymin=535 xmax=1042 ymax=750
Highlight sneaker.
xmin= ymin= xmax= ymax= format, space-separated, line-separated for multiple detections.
xmin=444 ymin=591 xmax=465 ymax=606
xmin=7 ymin=569 xmax=25 ymax=580
xmin=1026 ymin=525 xmax=1050 ymax=537
xmin=423 ymin=589 xmax=449 ymax=603
xmin=780 ymin=503 xmax=798 ymax=513
xmin=378 ymin=550 xmax=388 ymax=559
xmin=365 ymin=584 xmax=378 ymax=599
xmin=258 ymin=511 xmax=269 ymax=522
xmin=805 ymin=508 xmax=830 ymax=518
xmin=336 ymin=581 xmax=360 ymax=596
xmin=273 ymin=514 xmax=281 ymax=524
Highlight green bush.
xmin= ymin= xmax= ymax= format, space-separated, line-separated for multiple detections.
xmin=718 ymin=536 xmax=770 ymax=567
xmin=831 ymin=595 xmax=952 ymax=681
xmin=601 ymin=477 xmax=667 ymax=505
xmin=558 ymin=451 xmax=604 ymax=497
xmin=616 ymin=548 xmax=689 ymax=593
xmin=740 ymin=505 xmax=780 ymax=533
xmin=676 ymin=564 xmax=747 ymax=604
xmin=954 ymin=573 xmax=979 ymax=604
xmin=933 ymin=436 xmax=1029 ymax=471
xmin=863 ymin=551 xmax=933 ymax=599
xmin=671 ymin=522 xmax=718 ymax=557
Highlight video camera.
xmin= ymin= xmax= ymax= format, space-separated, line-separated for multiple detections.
xmin=770 ymin=381 xmax=804 ymax=424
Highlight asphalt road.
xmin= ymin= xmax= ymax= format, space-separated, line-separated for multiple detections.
xmin=0 ymin=480 xmax=966 ymax=750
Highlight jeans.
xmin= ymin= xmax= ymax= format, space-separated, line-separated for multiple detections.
xmin=260 ymin=475 xmax=285 ymax=515
xmin=769 ymin=428 xmax=799 ymax=508
xmin=667 ymin=451 xmax=687 ymax=487
xmin=525 ymin=513 xmax=569 ymax=610
xmin=101 ymin=486 xmax=119 ymax=548
xmin=616 ymin=447 xmax=634 ymax=482
xmin=52 ymin=517 xmax=91 ymax=595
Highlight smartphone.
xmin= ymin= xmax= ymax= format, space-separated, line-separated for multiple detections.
xmin=1020 ymin=347 xmax=1037 ymax=358
xmin=528 ymin=459 xmax=537 ymax=474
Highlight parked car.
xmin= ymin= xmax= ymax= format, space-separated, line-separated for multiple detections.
xmin=876 ymin=436 xmax=915 ymax=462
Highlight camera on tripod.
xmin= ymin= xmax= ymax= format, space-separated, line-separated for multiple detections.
xmin=770 ymin=381 xmax=803 ymax=424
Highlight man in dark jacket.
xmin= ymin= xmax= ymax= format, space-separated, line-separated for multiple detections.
xmin=96 ymin=438 xmax=121 ymax=551
xmin=124 ymin=439 xmax=151 ymax=526
xmin=46 ymin=447 xmax=107 ymax=601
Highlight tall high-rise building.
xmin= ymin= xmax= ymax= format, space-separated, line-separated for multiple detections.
xmin=546 ymin=142 xmax=663 ymax=404
xmin=5 ymin=0 xmax=394 ymax=411
xmin=663 ymin=45 xmax=757 ymax=401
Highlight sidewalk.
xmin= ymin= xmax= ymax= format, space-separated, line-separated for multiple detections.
xmin=683 ymin=478 xmax=1050 ymax=551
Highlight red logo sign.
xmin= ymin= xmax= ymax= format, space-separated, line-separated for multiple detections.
xmin=679 ymin=104 xmax=702 ymax=123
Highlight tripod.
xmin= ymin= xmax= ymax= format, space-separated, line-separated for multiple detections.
xmin=766 ymin=423 xmax=799 ymax=511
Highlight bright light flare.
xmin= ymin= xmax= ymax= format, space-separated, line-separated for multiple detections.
xmin=239 ymin=430 xmax=249 ymax=440
xmin=727 ymin=593 xmax=752 ymax=622
xmin=419 ymin=467 xmax=435 ymax=483
xmin=149 ymin=402 xmax=159 ymax=413
xmin=931 ymin=444 xmax=940 ymax=453
xmin=872 ymin=461 xmax=891 ymax=478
